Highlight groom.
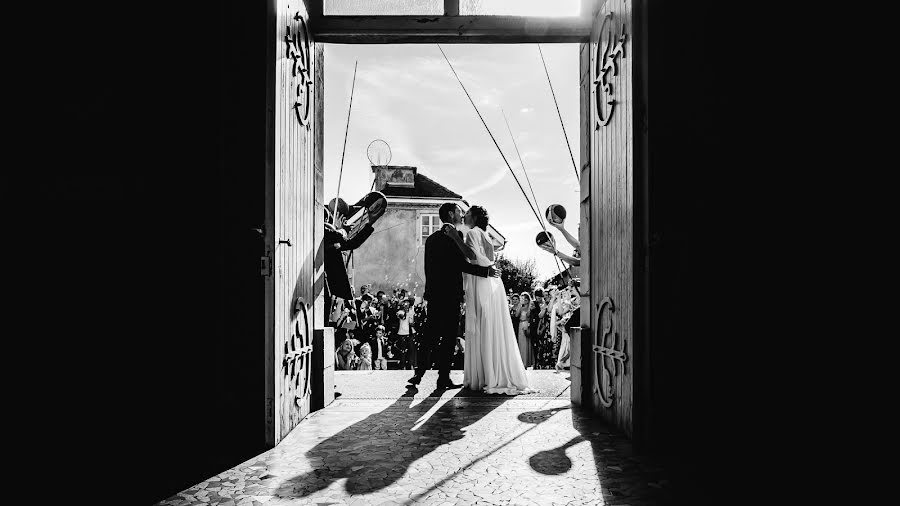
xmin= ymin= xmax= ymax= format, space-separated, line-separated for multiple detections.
xmin=409 ymin=203 xmax=500 ymax=389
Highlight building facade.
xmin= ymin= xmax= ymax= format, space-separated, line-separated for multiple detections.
xmin=351 ymin=165 xmax=506 ymax=297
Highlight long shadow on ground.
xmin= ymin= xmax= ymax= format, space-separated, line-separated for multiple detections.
xmin=273 ymin=385 xmax=509 ymax=499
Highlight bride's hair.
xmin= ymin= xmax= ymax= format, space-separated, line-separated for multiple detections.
xmin=468 ymin=205 xmax=489 ymax=230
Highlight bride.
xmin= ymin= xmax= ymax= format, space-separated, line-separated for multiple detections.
xmin=444 ymin=205 xmax=533 ymax=395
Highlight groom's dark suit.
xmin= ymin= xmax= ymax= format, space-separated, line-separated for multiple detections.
xmin=416 ymin=225 xmax=492 ymax=383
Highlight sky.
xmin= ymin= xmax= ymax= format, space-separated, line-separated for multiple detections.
xmin=323 ymin=43 xmax=580 ymax=279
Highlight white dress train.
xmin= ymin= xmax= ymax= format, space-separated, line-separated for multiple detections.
xmin=461 ymin=227 xmax=533 ymax=395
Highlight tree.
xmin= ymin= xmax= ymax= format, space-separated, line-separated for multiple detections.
xmin=495 ymin=254 xmax=539 ymax=296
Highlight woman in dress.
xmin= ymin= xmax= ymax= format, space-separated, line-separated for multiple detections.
xmin=530 ymin=289 xmax=552 ymax=369
xmin=556 ymin=283 xmax=581 ymax=370
xmin=517 ymin=292 xmax=534 ymax=368
xmin=549 ymin=286 xmax=567 ymax=366
xmin=553 ymin=285 xmax=579 ymax=371
xmin=509 ymin=294 xmax=521 ymax=335
xmin=444 ymin=205 xmax=533 ymax=395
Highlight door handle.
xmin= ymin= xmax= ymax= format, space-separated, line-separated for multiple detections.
xmin=279 ymin=239 xmax=293 ymax=247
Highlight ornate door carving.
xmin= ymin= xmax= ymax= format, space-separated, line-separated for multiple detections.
xmin=266 ymin=0 xmax=317 ymax=446
xmin=593 ymin=297 xmax=628 ymax=408
xmin=586 ymin=0 xmax=635 ymax=436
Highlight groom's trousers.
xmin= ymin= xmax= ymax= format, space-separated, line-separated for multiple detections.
xmin=415 ymin=300 xmax=460 ymax=381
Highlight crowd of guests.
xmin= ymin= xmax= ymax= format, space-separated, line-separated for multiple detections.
xmin=332 ymin=286 xmax=460 ymax=371
xmin=530 ymin=209 xmax=583 ymax=370
xmin=331 ymin=278 xmax=580 ymax=373
xmin=509 ymin=279 xmax=581 ymax=371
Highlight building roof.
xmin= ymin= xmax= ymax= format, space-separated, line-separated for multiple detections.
xmin=380 ymin=171 xmax=463 ymax=199
xmin=373 ymin=164 xmax=505 ymax=249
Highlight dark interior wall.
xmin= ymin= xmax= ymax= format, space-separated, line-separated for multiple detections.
xmin=35 ymin=2 xmax=268 ymax=503
xmin=643 ymin=0 xmax=766 ymax=501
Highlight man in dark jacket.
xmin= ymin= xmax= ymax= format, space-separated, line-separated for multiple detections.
xmin=323 ymin=211 xmax=374 ymax=323
xmin=323 ymin=192 xmax=386 ymax=322
xmin=409 ymin=203 xmax=501 ymax=389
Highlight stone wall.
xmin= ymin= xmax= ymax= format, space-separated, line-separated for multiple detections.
xmin=352 ymin=205 xmax=432 ymax=297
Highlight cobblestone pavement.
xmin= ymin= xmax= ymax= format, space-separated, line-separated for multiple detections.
xmin=158 ymin=371 xmax=671 ymax=506
xmin=333 ymin=370 xmax=573 ymax=399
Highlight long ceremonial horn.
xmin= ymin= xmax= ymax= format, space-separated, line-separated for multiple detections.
xmin=537 ymin=44 xmax=579 ymax=182
xmin=436 ymin=45 xmax=544 ymax=228
xmin=500 ymin=107 xmax=567 ymax=277
xmin=333 ymin=60 xmax=359 ymax=227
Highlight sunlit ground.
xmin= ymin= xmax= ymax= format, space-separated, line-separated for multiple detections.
xmin=158 ymin=371 xmax=672 ymax=505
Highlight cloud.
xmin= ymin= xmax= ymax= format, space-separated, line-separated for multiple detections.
xmin=460 ymin=165 xmax=507 ymax=196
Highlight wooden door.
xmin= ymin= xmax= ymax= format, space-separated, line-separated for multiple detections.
xmin=265 ymin=0 xmax=319 ymax=446
xmin=584 ymin=0 xmax=636 ymax=437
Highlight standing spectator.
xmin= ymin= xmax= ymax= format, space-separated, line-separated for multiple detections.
xmin=550 ymin=284 xmax=578 ymax=371
xmin=355 ymin=286 xmax=374 ymax=317
xmin=369 ymin=325 xmax=392 ymax=370
xmin=367 ymin=291 xmax=385 ymax=326
xmin=394 ymin=300 xmax=416 ymax=370
xmin=509 ymin=294 xmax=521 ymax=334
xmin=529 ymin=288 xmax=546 ymax=366
xmin=334 ymin=304 xmax=356 ymax=343
xmin=535 ymin=290 xmax=555 ymax=369
xmin=556 ymin=280 xmax=581 ymax=371
xmin=356 ymin=295 xmax=380 ymax=341
xmin=516 ymin=293 xmax=535 ymax=368
xmin=383 ymin=293 xmax=400 ymax=353
xmin=352 ymin=291 xmax=363 ymax=315
xmin=547 ymin=286 xmax=566 ymax=367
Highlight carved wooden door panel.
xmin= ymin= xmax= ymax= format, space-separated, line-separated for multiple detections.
xmin=265 ymin=0 xmax=317 ymax=446
xmin=587 ymin=0 xmax=634 ymax=437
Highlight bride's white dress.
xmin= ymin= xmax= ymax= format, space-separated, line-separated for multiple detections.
xmin=462 ymin=227 xmax=533 ymax=395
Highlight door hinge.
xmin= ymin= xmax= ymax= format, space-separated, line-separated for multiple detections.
xmin=260 ymin=255 xmax=272 ymax=277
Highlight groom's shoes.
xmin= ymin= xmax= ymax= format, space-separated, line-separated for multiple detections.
xmin=407 ymin=375 xmax=421 ymax=385
xmin=436 ymin=380 xmax=462 ymax=389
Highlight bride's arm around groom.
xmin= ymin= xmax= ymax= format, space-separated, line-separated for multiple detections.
xmin=443 ymin=224 xmax=479 ymax=262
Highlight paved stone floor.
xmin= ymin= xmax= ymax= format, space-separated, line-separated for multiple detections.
xmin=334 ymin=370 xmax=573 ymax=399
xmin=157 ymin=371 xmax=671 ymax=506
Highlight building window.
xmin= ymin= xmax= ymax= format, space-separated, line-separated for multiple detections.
xmin=420 ymin=214 xmax=441 ymax=245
